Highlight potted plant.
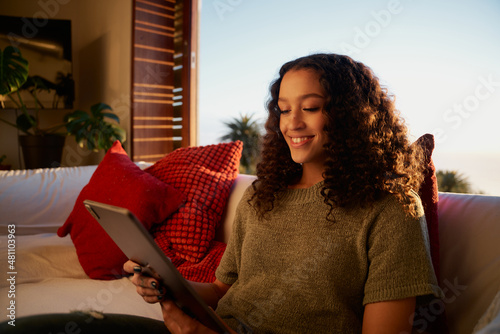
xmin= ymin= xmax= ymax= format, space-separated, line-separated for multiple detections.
xmin=0 ymin=46 xmax=125 ymax=168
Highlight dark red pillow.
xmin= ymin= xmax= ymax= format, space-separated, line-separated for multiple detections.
xmin=57 ymin=141 xmax=185 ymax=279
xmin=415 ymin=134 xmax=440 ymax=280
xmin=415 ymin=133 xmax=449 ymax=334
xmin=146 ymin=141 xmax=243 ymax=263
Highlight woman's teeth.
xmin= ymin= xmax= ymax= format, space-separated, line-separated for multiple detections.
xmin=291 ymin=137 xmax=311 ymax=144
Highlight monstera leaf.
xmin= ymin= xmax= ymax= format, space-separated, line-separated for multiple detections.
xmin=65 ymin=103 xmax=126 ymax=151
xmin=0 ymin=46 xmax=29 ymax=96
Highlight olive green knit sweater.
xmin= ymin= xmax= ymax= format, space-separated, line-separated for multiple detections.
xmin=215 ymin=182 xmax=442 ymax=333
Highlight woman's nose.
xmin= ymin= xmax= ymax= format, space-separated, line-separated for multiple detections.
xmin=289 ymin=110 xmax=305 ymax=129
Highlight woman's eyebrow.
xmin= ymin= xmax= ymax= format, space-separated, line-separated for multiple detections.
xmin=278 ymin=93 xmax=325 ymax=102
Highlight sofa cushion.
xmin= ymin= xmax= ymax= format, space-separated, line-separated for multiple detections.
xmin=0 ymin=234 xmax=87 ymax=287
xmin=57 ymin=141 xmax=185 ymax=279
xmin=146 ymin=141 xmax=242 ymax=263
xmin=0 ymin=276 xmax=164 ymax=322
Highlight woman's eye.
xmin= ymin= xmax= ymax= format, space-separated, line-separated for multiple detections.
xmin=304 ymin=107 xmax=320 ymax=112
xmin=279 ymin=108 xmax=290 ymax=114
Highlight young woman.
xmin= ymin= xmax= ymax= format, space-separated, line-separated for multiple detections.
xmin=124 ymin=53 xmax=442 ymax=333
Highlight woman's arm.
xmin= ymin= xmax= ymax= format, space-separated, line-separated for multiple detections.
xmin=362 ymin=297 xmax=416 ymax=334
xmin=190 ymin=279 xmax=231 ymax=309
xmin=161 ymin=298 xmax=235 ymax=334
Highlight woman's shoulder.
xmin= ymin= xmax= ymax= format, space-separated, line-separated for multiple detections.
xmin=242 ymin=182 xmax=256 ymax=197
xmin=370 ymin=190 xmax=424 ymax=220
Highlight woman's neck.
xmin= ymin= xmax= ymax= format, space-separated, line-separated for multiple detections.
xmin=289 ymin=164 xmax=325 ymax=189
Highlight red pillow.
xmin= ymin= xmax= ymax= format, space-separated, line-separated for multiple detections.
xmin=177 ymin=240 xmax=227 ymax=282
xmin=152 ymin=239 xmax=227 ymax=283
xmin=146 ymin=141 xmax=243 ymax=263
xmin=57 ymin=141 xmax=185 ymax=280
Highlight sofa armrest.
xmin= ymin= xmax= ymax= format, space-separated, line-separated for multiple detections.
xmin=216 ymin=174 xmax=257 ymax=243
xmin=0 ymin=166 xmax=98 ymax=235
xmin=0 ymin=162 xmax=152 ymax=236
xmin=438 ymin=192 xmax=500 ymax=334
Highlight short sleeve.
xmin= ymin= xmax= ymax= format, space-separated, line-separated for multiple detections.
xmin=363 ymin=194 xmax=443 ymax=305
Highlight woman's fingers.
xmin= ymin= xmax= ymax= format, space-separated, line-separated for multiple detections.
xmin=123 ymin=259 xmax=139 ymax=273
xmin=134 ymin=280 xmax=166 ymax=304
xmin=130 ymin=270 xmax=156 ymax=287
xmin=125 ymin=261 xmax=161 ymax=291
xmin=139 ymin=287 xmax=166 ymax=304
xmin=124 ymin=260 xmax=162 ymax=280
xmin=124 ymin=260 xmax=166 ymax=303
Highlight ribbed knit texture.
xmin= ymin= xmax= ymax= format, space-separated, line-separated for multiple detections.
xmin=215 ymin=183 xmax=442 ymax=333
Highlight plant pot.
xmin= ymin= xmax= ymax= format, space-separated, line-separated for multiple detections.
xmin=19 ymin=134 xmax=66 ymax=169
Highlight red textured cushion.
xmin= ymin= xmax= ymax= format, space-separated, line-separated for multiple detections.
xmin=158 ymin=240 xmax=227 ymax=283
xmin=57 ymin=141 xmax=185 ymax=280
xmin=177 ymin=241 xmax=227 ymax=282
xmin=146 ymin=141 xmax=243 ymax=263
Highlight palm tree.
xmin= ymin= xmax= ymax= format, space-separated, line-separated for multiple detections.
xmin=220 ymin=113 xmax=262 ymax=174
xmin=436 ymin=170 xmax=473 ymax=193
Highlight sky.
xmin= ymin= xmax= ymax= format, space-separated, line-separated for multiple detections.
xmin=197 ymin=0 xmax=500 ymax=195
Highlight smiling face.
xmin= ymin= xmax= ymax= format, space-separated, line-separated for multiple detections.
xmin=278 ymin=68 xmax=328 ymax=170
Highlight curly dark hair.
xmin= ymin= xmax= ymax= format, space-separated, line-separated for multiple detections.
xmin=251 ymin=53 xmax=426 ymax=219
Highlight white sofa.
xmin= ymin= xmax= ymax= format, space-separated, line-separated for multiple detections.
xmin=0 ymin=165 xmax=499 ymax=334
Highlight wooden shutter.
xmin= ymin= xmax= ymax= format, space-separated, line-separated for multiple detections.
xmin=131 ymin=0 xmax=197 ymax=162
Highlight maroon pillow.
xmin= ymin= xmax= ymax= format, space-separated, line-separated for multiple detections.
xmin=416 ymin=134 xmax=440 ymax=281
xmin=57 ymin=141 xmax=185 ymax=279
xmin=415 ymin=133 xmax=449 ymax=334
xmin=146 ymin=141 xmax=243 ymax=263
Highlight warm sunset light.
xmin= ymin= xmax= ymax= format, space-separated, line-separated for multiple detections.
xmin=199 ymin=0 xmax=500 ymax=195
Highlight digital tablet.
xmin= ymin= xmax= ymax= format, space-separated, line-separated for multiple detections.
xmin=83 ymin=199 xmax=230 ymax=334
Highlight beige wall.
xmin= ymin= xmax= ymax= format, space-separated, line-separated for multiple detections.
xmin=0 ymin=0 xmax=132 ymax=169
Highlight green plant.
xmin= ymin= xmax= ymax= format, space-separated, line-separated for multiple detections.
xmin=0 ymin=46 xmax=34 ymax=132
xmin=220 ymin=113 xmax=262 ymax=174
xmin=0 ymin=46 xmax=28 ymax=96
xmin=65 ymin=103 xmax=126 ymax=151
xmin=0 ymin=154 xmax=6 ymax=164
xmin=1 ymin=46 xmax=125 ymax=152
xmin=0 ymin=46 xmax=62 ymax=135
xmin=436 ymin=170 xmax=472 ymax=193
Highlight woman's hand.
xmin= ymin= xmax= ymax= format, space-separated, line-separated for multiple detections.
xmin=123 ymin=260 xmax=165 ymax=304
xmin=124 ymin=260 xmax=235 ymax=333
